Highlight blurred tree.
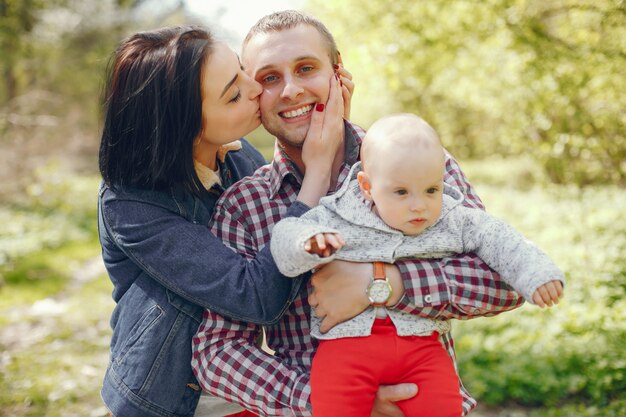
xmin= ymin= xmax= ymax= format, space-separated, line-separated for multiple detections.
xmin=0 ymin=0 xmax=184 ymax=196
xmin=311 ymin=0 xmax=625 ymax=185
xmin=0 ymin=0 xmax=46 ymax=102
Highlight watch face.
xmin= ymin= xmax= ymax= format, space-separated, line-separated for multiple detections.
xmin=368 ymin=280 xmax=392 ymax=304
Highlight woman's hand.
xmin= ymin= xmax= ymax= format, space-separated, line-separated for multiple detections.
xmin=297 ymin=74 xmax=345 ymax=207
xmin=335 ymin=52 xmax=354 ymax=120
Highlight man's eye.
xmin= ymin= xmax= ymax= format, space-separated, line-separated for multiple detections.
xmin=262 ymin=74 xmax=278 ymax=83
xmin=300 ymin=65 xmax=314 ymax=73
xmin=427 ymin=187 xmax=439 ymax=194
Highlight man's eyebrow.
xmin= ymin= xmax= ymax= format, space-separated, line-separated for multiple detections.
xmin=220 ymin=73 xmax=238 ymax=98
xmin=254 ymin=56 xmax=321 ymax=74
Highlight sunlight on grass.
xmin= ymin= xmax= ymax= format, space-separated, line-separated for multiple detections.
xmin=0 ymin=166 xmax=624 ymax=417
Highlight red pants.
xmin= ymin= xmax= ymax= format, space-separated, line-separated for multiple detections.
xmin=310 ymin=317 xmax=463 ymax=417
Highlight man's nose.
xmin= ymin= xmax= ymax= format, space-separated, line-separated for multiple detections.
xmin=280 ymin=75 xmax=304 ymax=100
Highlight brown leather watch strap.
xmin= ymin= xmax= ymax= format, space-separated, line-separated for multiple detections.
xmin=373 ymin=262 xmax=386 ymax=279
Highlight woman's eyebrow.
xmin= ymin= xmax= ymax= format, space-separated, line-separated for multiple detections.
xmin=220 ymin=74 xmax=239 ymax=98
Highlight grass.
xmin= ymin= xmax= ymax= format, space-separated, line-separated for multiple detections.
xmin=0 ymin=162 xmax=624 ymax=416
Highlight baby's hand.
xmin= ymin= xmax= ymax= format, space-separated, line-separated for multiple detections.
xmin=532 ymin=280 xmax=564 ymax=308
xmin=304 ymin=233 xmax=345 ymax=258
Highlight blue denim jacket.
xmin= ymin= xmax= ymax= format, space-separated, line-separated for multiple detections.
xmin=98 ymin=139 xmax=307 ymax=417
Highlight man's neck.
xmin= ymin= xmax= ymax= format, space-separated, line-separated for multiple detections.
xmin=279 ymin=141 xmax=346 ymax=191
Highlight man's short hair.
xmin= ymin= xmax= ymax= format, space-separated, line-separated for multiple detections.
xmin=243 ymin=10 xmax=338 ymax=65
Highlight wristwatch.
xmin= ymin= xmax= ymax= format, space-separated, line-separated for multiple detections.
xmin=366 ymin=262 xmax=392 ymax=307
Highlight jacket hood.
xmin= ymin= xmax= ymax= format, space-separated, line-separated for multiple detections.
xmin=318 ymin=161 xmax=465 ymax=233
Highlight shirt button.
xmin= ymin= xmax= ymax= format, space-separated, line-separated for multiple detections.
xmin=424 ymin=294 xmax=432 ymax=303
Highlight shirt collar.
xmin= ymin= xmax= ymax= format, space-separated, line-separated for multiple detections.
xmin=194 ymin=140 xmax=242 ymax=190
xmin=267 ymin=120 xmax=365 ymax=199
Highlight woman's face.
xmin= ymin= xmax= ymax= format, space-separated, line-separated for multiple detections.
xmin=196 ymin=42 xmax=262 ymax=149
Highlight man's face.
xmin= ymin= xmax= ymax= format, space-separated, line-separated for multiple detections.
xmin=242 ymin=24 xmax=334 ymax=148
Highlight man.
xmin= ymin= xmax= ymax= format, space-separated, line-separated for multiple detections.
xmin=192 ymin=10 xmax=522 ymax=417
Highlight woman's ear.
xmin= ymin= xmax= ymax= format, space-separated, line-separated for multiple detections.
xmin=357 ymin=171 xmax=373 ymax=200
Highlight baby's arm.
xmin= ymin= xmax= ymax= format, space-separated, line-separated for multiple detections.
xmin=270 ymin=206 xmax=342 ymax=277
xmin=461 ymin=207 xmax=566 ymax=305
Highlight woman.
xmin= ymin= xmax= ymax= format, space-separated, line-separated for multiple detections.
xmin=98 ymin=26 xmax=348 ymax=417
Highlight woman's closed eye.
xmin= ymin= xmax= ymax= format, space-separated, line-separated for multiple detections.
xmin=229 ymin=90 xmax=242 ymax=103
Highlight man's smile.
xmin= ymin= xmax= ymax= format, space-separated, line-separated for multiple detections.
xmin=279 ymin=104 xmax=314 ymax=119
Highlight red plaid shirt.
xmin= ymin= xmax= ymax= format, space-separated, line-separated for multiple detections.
xmin=192 ymin=122 xmax=522 ymax=416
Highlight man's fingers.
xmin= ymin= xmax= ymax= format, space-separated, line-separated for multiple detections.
xmin=377 ymin=384 xmax=418 ymax=402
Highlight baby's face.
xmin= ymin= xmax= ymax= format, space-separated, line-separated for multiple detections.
xmin=365 ymin=148 xmax=444 ymax=235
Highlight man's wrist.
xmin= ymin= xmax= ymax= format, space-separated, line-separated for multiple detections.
xmin=384 ymin=263 xmax=405 ymax=306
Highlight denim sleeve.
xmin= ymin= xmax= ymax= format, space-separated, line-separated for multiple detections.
xmin=100 ymin=196 xmax=297 ymax=325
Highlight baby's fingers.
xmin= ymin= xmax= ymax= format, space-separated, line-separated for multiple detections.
xmin=314 ymin=234 xmax=327 ymax=251
xmin=324 ymin=233 xmax=345 ymax=250
xmin=545 ymin=281 xmax=564 ymax=303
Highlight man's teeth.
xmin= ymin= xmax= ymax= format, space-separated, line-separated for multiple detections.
xmin=282 ymin=105 xmax=314 ymax=119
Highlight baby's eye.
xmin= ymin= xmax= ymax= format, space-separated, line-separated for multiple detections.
xmin=300 ymin=65 xmax=314 ymax=73
xmin=394 ymin=189 xmax=408 ymax=196
xmin=427 ymin=187 xmax=439 ymax=194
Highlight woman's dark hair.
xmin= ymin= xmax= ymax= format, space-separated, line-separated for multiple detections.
xmin=99 ymin=26 xmax=213 ymax=191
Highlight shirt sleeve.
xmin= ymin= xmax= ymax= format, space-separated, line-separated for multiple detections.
xmin=391 ymin=151 xmax=525 ymax=319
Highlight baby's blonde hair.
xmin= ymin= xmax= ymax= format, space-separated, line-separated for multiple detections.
xmin=360 ymin=113 xmax=444 ymax=173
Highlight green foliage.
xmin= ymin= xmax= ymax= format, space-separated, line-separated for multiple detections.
xmin=311 ymin=0 xmax=626 ymax=186
xmin=0 ymin=172 xmax=109 ymax=417
xmin=453 ymin=179 xmax=626 ymax=409
xmin=0 ymin=163 xmax=99 ymax=268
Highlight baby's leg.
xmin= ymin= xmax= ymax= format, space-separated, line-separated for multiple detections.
xmin=390 ymin=332 xmax=463 ymax=417
xmin=310 ymin=319 xmax=398 ymax=417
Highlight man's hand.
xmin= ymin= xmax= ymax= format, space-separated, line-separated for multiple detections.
xmin=304 ymin=232 xmax=345 ymax=257
xmin=308 ymin=260 xmax=371 ymax=333
xmin=371 ymin=384 xmax=418 ymax=417
xmin=532 ymin=280 xmax=564 ymax=308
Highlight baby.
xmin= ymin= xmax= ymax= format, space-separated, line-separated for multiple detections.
xmin=270 ymin=113 xmax=564 ymax=417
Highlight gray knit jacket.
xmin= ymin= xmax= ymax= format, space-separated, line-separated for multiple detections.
xmin=270 ymin=162 xmax=565 ymax=340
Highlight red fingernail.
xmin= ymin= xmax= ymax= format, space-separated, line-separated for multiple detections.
xmin=333 ymin=64 xmax=339 ymax=70
xmin=340 ymin=79 xmax=343 ymax=87
xmin=316 ymin=103 xmax=325 ymax=112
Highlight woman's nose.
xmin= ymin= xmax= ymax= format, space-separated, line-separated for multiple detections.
xmin=248 ymin=77 xmax=262 ymax=99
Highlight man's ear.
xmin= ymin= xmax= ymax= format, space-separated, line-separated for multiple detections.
xmin=357 ymin=171 xmax=373 ymax=200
